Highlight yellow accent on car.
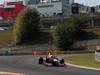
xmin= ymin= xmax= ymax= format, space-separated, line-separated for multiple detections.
xmin=53 ymin=59 xmax=58 ymax=62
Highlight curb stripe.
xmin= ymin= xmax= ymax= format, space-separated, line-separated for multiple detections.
xmin=0 ymin=72 xmax=24 ymax=75
xmin=66 ymin=63 xmax=100 ymax=71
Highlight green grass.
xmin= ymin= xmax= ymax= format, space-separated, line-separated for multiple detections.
xmin=0 ymin=30 xmax=53 ymax=48
xmin=64 ymin=54 xmax=100 ymax=68
xmin=0 ymin=31 xmax=14 ymax=48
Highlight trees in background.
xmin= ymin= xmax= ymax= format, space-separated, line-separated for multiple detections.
xmin=13 ymin=8 xmax=40 ymax=45
xmin=54 ymin=14 xmax=90 ymax=50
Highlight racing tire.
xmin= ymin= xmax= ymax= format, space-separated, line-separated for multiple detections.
xmin=39 ymin=57 xmax=43 ymax=64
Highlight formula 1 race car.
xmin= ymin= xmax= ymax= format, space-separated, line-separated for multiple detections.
xmin=38 ymin=56 xmax=65 ymax=67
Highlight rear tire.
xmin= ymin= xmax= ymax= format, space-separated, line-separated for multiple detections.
xmin=39 ymin=57 xmax=43 ymax=64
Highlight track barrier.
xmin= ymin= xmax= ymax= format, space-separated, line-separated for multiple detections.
xmin=95 ymin=50 xmax=100 ymax=62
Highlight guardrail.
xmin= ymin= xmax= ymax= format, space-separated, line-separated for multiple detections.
xmin=95 ymin=50 xmax=100 ymax=62
xmin=72 ymin=39 xmax=100 ymax=48
xmin=0 ymin=45 xmax=95 ymax=55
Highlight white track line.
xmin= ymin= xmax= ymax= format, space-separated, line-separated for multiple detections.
xmin=0 ymin=72 xmax=24 ymax=75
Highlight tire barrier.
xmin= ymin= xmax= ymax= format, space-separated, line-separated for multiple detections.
xmin=0 ymin=44 xmax=57 ymax=55
xmin=31 ymin=50 xmax=64 ymax=56
xmin=0 ymin=53 xmax=13 ymax=56
xmin=95 ymin=50 xmax=100 ymax=62
xmin=32 ymin=51 xmax=42 ymax=56
xmin=0 ymin=45 xmax=94 ymax=55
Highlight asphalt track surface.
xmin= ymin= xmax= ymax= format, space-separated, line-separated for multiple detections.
xmin=0 ymin=55 xmax=100 ymax=75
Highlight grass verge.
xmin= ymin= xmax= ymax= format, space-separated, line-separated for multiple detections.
xmin=64 ymin=54 xmax=100 ymax=68
xmin=0 ymin=31 xmax=14 ymax=48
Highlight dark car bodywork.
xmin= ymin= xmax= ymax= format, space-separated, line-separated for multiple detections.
xmin=39 ymin=56 xmax=65 ymax=67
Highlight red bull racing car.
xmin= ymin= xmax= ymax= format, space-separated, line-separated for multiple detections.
xmin=38 ymin=56 xmax=65 ymax=67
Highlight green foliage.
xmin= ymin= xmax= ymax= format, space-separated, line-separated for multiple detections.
xmin=68 ymin=14 xmax=90 ymax=29
xmin=13 ymin=8 xmax=40 ymax=44
xmin=54 ymin=14 xmax=90 ymax=50
xmin=54 ymin=21 xmax=76 ymax=50
xmin=68 ymin=14 xmax=94 ymax=40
